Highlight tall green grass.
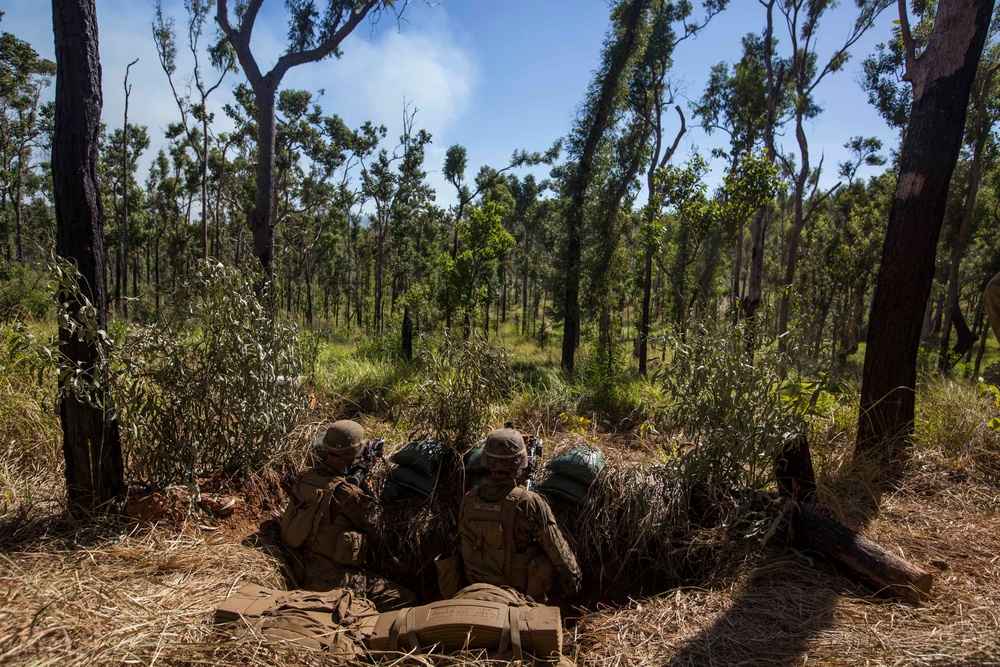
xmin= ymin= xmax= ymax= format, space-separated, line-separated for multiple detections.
xmin=0 ymin=321 xmax=61 ymax=514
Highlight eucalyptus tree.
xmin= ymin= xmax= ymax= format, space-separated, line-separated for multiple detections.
xmin=361 ymin=107 xmax=432 ymax=333
xmin=857 ymin=0 xmax=995 ymax=471
xmin=153 ymin=0 xmax=236 ymax=259
xmin=558 ymin=0 xmax=648 ymax=371
xmin=442 ymin=142 xmax=559 ymax=330
xmin=773 ymin=0 xmax=890 ymax=353
xmin=559 ymin=0 xmax=727 ymax=371
xmin=693 ymin=33 xmax=771 ymax=336
xmin=99 ymin=123 xmax=150 ymax=312
xmin=653 ymin=152 xmax=777 ymax=333
xmin=442 ymin=201 xmax=515 ymax=338
xmin=937 ymin=43 xmax=1000 ymax=371
xmin=215 ymin=0 xmax=398 ymax=280
xmin=0 ymin=14 xmax=55 ymax=264
xmin=51 ymin=0 xmax=125 ymax=514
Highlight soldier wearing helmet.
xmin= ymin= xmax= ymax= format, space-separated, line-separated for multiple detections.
xmin=281 ymin=419 xmax=416 ymax=612
xmin=458 ymin=427 xmax=581 ymax=600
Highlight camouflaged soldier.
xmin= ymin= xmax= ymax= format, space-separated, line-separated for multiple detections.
xmin=459 ymin=428 xmax=582 ymax=600
xmin=281 ymin=420 xmax=416 ymax=612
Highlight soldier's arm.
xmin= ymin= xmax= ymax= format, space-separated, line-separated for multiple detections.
xmin=332 ymin=482 xmax=380 ymax=539
xmin=527 ymin=494 xmax=582 ymax=595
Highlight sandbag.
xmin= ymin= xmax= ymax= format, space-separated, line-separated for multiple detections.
xmin=463 ymin=441 xmax=488 ymax=473
xmin=391 ymin=439 xmax=445 ymax=475
xmin=544 ymin=447 xmax=606 ymax=485
xmin=538 ymin=473 xmax=592 ymax=505
xmin=390 ymin=461 xmax=441 ymax=497
xmin=366 ymin=595 xmax=562 ymax=660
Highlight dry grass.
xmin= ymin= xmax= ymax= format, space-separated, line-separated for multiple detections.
xmin=575 ymin=480 xmax=1000 ymax=666
xmin=3 ymin=403 xmax=1000 ymax=665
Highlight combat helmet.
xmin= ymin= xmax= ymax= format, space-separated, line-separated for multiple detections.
xmin=482 ymin=428 xmax=527 ymax=471
xmin=316 ymin=420 xmax=365 ymax=458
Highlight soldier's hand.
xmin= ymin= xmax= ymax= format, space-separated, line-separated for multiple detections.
xmin=360 ymin=478 xmax=374 ymax=496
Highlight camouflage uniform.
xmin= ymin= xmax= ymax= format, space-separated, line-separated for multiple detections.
xmin=462 ymin=476 xmax=582 ymax=596
xmin=285 ymin=421 xmax=416 ymax=613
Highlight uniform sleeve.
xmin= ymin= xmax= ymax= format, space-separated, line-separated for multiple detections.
xmin=525 ymin=493 xmax=582 ymax=595
xmin=332 ymin=482 xmax=380 ymax=539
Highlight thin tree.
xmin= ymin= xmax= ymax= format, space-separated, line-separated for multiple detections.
xmin=51 ymin=0 xmax=125 ymax=514
xmin=560 ymin=0 xmax=648 ymax=371
xmin=937 ymin=56 xmax=999 ymax=371
xmin=856 ymin=0 xmax=995 ymax=470
xmin=120 ymin=57 xmax=137 ymax=320
xmin=154 ymin=0 xmax=235 ymax=260
xmin=215 ymin=0 xmax=391 ymax=280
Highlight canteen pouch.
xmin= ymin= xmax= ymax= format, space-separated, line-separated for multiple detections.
xmin=434 ymin=551 xmax=465 ymax=599
xmin=332 ymin=529 xmax=365 ymax=567
xmin=280 ymin=488 xmax=331 ymax=549
xmin=526 ymin=555 xmax=555 ymax=599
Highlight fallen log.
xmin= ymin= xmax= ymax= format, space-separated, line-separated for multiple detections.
xmin=792 ymin=504 xmax=933 ymax=602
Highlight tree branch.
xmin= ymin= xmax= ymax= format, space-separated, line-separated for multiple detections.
xmin=272 ymin=1 xmax=379 ymax=80
xmin=897 ymin=0 xmax=918 ymax=81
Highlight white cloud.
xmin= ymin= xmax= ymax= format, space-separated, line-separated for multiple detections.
xmin=284 ymin=22 xmax=479 ymax=145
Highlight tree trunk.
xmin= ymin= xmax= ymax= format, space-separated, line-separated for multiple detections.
xmin=793 ymin=504 xmax=933 ymax=602
xmin=857 ymin=0 xmax=994 ymax=468
xmin=51 ymin=0 xmax=125 ymax=515
xmin=251 ymin=82 xmax=277 ymax=280
xmin=560 ymin=0 xmax=646 ymax=371
xmin=15 ymin=151 xmax=24 ymax=263
xmin=639 ymin=240 xmax=653 ymax=377
xmin=742 ymin=0 xmax=780 ymax=326
xmin=402 ymin=306 xmax=413 ymax=362
xmin=937 ymin=66 xmax=995 ymax=372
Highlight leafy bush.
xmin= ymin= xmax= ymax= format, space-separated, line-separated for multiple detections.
xmin=0 ymin=264 xmax=50 ymax=320
xmin=112 ymin=263 xmax=312 ymax=489
xmin=659 ymin=320 xmax=807 ymax=492
xmin=406 ymin=332 xmax=512 ymax=449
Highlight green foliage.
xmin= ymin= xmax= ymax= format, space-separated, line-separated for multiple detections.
xmin=406 ymin=333 xmax=512 ymax=448
xmin=0 ymin=320 xmax=60 ymax=513
xmin=0 ymin=264 xmax=49 ymax=320
xmin=441 ymin=202 xmax=515 ymax=315
xmin=112 ymin=263 xmax=312 ymax=488
xmin=659 ymin=319 xmax=807 ymax=492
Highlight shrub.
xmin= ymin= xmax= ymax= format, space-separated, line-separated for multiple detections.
xmin=0 ymin=264 xmax=50 ymax=321
xmin=659 ymin=320 xmax=807 ymax=493
xmin=406 ymin=332 xmax=512 ymax=449
xmin=112 ymin=263 xmax=311 ymax=489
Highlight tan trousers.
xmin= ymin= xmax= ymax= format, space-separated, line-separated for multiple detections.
xmin=987 ymin=272 xmax=1000 ymax=347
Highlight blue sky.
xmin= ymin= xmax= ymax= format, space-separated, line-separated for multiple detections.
xmin=3 ymin=0 xmax=901 ymax=207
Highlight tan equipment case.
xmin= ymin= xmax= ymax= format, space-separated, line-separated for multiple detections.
xmin=366 ymin=584 xmax=562 ymax=661
xmin=215 ymin=584 xmax=378 ymax=657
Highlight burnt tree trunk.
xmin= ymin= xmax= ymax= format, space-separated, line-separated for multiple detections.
xmin=793 ymin=504 xmax=933 ymax=602
xmin=857 ymin=0 xmax=995 ymax=468
xmin=51 ymin=0 xmax=125 ymax=514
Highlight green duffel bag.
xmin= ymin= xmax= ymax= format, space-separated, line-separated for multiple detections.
xmin=389 ymin=461 xmax=441 ymax=497
xmin=544 ymin=446 xmax=606 ymax=486
xmin=463 ymin=441 xmax=488 ymax=473
xmin=391 ymin=439 xmax=445 ymax=476
xmin=538 ymin=473 xmax=591 ymax=505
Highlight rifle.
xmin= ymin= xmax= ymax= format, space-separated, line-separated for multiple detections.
xmin=524 ymin=426 xmax=543 ymax=491
xmin=347 ymin=436 xmax=385 ymax=487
